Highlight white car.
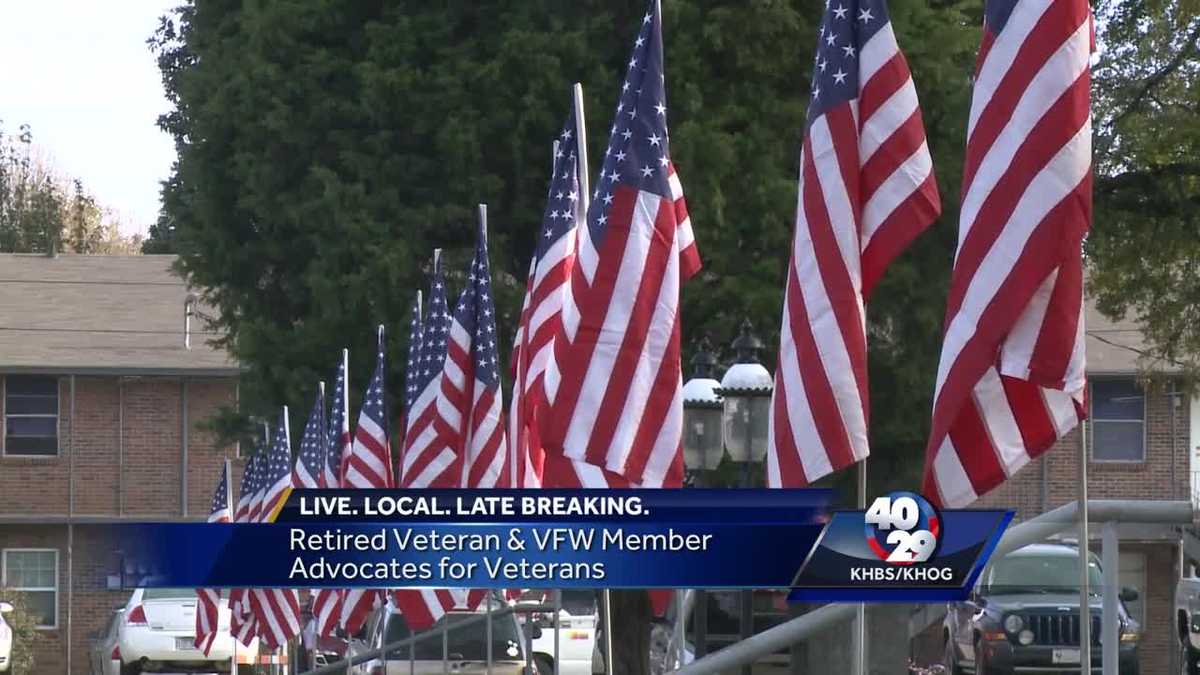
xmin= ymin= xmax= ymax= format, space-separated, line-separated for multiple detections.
xmin=0 ymin=600 xmax=13 ymax=673
xmin=89 ymin=609 xmax=124 ymax=675
xmin=348 ymin=599 xmax=531 ymax=675
xmin=526 ymin=591 xmax=601 ymax=675
xmin=115 ymin=588 xmax=234 ymax=674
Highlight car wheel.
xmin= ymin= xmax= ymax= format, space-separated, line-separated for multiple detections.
xmin=534 ymin=655 xmax=554 ymax=675
xmin=943 ymin=636 xmax=963 ymax=675
xmin=1185 ymin=645 xmax=1199 ymax=675
xmin=974 ymin=637 xmax=988 ymax=675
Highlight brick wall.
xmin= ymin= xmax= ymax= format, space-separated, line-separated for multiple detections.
xmin=975 ymin=382 xmax=1188 ymax=675
xmin=976 ymin=382 xmax=1190 ymax=518
xmin=0 ymin=373 xmax=238 ymax=674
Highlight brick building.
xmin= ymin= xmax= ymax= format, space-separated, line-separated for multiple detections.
xmin=0 ymin=254 xmax=240 ymax=674
xmin=974 ymin=300 xmax=1200 ymax=675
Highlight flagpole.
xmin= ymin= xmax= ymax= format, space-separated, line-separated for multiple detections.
xmin=573 ymin=82 xmax=590 ymax=215
xmin=226 ymin=455 xmax=236 ymax=675
xmin=573 ymin=77 xmax=612 ymax=675
xmin=1079 ymin=415 xmax=1091 ymax=672
xmin=853 ymin=460 xmax=867 ymax=675
xmin=378 ymin=323 xmax=391 ymax=487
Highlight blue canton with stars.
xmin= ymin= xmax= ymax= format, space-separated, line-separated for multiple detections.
xmin=295 ymin=389 xmax=326 ymax=487
xmin=361 ymin=331 xmax=389 ymax=439
xmin=209 ymin=464 xmax=229 ymax=516
xmin=588 ymin=0 xmax=674 ymax=243
xmin=404 ymin=294 xmax=424 ymax=411
xmin=539 ymin=109 xmax=581 ymax=258
xmin=411 ymin=255 xmax=453 ymax=400
xmin=807 ymin=0 xmax=890 ymax=126
xmin=264 ymin=409 xmax=292 ymax=492
xmin=325 ymin=356 xmax=348 ymax=485
xmin=236 ymin=452 xmax=260 ymax=516
xmin=452 ymin=221 xmax=501 ymax=388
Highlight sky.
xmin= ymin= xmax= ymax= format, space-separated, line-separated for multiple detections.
xmin=0 ymin=0 xmax=178 ymax=237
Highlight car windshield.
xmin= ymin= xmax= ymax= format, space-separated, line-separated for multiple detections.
xmin=560 ymin=590 xmax=597 ymax=616
xmin=143 ymin=588 xmax=226 ymax=600
xmin=986 ymin=553 xmax=1102 ymax=594
xmin=384 ymin=612 xmax=522 ymax=662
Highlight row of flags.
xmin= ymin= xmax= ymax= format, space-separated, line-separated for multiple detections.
xmin=195 ymin=0 xmax=1094 ymax=653
xmin=766 ymin=0 xmax=1091 ymax=508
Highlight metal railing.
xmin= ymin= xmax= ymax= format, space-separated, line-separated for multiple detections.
xmin=299 ymin=600 xmax=560 ymax=675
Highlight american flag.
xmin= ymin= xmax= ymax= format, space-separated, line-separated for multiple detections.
xmin=542 ymin=0 xmax=699 ymax=489
xmin=401 ymin=292 xmax=423 ymax=454
xmin=444 ymin=211 xmax=507 ymax=489
xmin=251 ymin=411 xmax=302 ymax=650
xmin=340 ymin=333 xmax=391 ymax=635
xmin=401 ymin=254 xmax=458 ymax=488
xmin=293 ymin=387 xmax=326 ymax=489
xmin=922 ymin=0 xmax=1091 ymax=507
xmin=509 ymin=116 xmax=582 ymax=489
xmin=230 ymin=448 xmax=263 ymax=647
xmin=194 ymin=461 xmax=231 ymax=655
xmin=343 ymin=329 xmax=393 ymax=490
xmin=312 ymin=352 xmax=349 ymax=638
xmin=766 ymin=0 xmax=940 ymax=487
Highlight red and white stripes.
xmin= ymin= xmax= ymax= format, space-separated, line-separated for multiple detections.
xmin=922 ymin=0 xmax=1091 ymax=507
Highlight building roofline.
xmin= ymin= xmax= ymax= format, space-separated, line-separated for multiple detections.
xmin=0 ymin=365 xmax=241 ymax=377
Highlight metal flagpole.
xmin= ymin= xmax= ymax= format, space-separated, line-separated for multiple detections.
xmin=1079 ymin=418 xmax=1091 ymax=672
xmin=853 ymin=460 xmax=867 ymax=675
xmin=573 ymin=82 xmax=590 ymax=215
xmin=572 ymin=79 xmax=614 ymax=675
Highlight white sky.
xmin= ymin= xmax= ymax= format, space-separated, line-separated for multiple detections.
xmin=0 ymin=0 xmax=178 ymax=237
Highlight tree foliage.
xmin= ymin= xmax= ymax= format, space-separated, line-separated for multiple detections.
xmin=1087 ymin=0 xmax=1200 ymax=378
xmin=149 ymin=0 xmax=984 ymax=492
xmin=0 ymin=590 xmax=41 ymax=673
xmin=0 ymin=123 xmax=142 ymax=255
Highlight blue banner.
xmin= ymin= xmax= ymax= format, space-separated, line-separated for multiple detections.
xmin=109 ymin=489 xmax=1011 ymax=602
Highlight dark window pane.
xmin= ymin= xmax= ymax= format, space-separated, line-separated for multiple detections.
xmin=4 ymin=436 xmax=58 ymax=455
xmin=24 ymin=591 xmax=56 ymax=627
xmin=6 ymin=376 xmax=58 ymax=396
xmin=6 ymin=417 xmax=57 ymax=437
xmin=1091 ymin=380 xmax=1144 ymax=421
xmin=1092 ymin=421 xmax=1144 ymax=461
xmin=5 ymin=395 xmax=57 ymax=415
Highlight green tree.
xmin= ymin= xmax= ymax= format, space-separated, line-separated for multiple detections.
xmin=1087 ymin=0 xmax=1200 ymax=377
xmin=0 ymin=123 xmax=142 ymax=255
xmin=150 ymin=4 xmax=982 ymax=672
xmin=0 ymin=590 xmax=41 ymax=674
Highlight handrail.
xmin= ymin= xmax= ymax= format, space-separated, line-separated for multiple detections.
xmin=299 ymin=602 xmax=558 ymax=675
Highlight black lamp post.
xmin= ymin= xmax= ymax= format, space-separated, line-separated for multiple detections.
xmin=715 ymin=319 xmax=773 ymax=675
xmin=716 ymin=319 xmax=773 ymax=487
xmin=682 ymin=338 xmax=725 ymax=485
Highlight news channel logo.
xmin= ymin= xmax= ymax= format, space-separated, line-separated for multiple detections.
xmin=862 ymin=491 xmax=941 ymax=566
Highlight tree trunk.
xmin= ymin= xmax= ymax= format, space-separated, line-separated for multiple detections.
xmin=606 ymin=590 xmax=652 ymax=675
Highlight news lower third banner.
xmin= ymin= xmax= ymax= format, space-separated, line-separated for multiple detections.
xmin=114 ymin=489 xmax=1012 ymax=602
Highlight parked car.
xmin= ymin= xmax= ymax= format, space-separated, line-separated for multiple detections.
xmin=115 ymin=588 xmax=234 ymax=674
xmin=0 ymin=601 xmax=13 ymax=673
xmin=89 ymin=608 xmax=124 ymax=675
xmin=944 ymin=543 xmax=1140 ymax=674
xmin=1175 ymin=576 xmax=1200 ymax=673
xmin=348 ymin=599 xmax=533 ymax=675
xmin=521 ymin=590 xmax=602 ymax=675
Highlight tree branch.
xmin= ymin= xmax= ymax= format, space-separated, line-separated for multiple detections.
xmin=1107 ymin=19 xmax=1200 ymax=131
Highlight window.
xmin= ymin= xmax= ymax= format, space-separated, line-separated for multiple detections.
xmin=1090 ymin=379 xmax=1145 ymax=462
xmin=4 ymin=376 xmax=59 ymax=456
xmin=1118 ymin=551 xmax=1146 ymax=624
xmin=1 ymin=549 xmax=58 ymax=628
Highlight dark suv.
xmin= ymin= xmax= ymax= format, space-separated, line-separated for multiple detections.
xmin=943 ymin=543 xmax=1140 ymax=674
